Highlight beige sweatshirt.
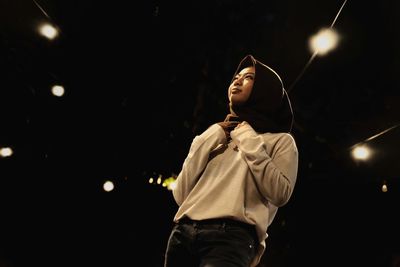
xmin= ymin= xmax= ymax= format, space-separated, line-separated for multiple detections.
xmin=172 ymin=122 xmax=298 ymax=267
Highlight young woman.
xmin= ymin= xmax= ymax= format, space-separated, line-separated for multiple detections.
xmin=164 ymin=54 xmax=299 ymax=267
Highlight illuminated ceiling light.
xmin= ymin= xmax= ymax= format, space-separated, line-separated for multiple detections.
xmin=103 ymin=180 xmax=114 ymax=192
xmin=309 ymin=27 xmax=339 ymax=55
xmin=157 ymin=175 xmax=162 ymax=184
xmin=51 ymin=85 xmax=65 ymax=97
xmin=38 ymin=23 xmax=59 ymax=40
xmin=381 ymin=180 xmax=388 ymax=193
xmin=351 ymin=145 xmax=371 ymax=161
xmin=0 ymin=147 xmax=13 ymax=158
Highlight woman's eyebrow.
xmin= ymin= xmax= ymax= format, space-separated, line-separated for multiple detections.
xmin=236 ymin=72 xmax=255 ymax=77
xmin=239 ymin=72 xmax=255 ymax=77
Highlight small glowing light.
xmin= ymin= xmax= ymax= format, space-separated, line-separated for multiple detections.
xmin=381 ymin=184 xmax=388 ymax=193
xmin=148 ymin=177 xmax=154 ymax=184
xmin=163 ymin=177 xmax=177 ymax=191
xmin=351 ymin=145 xmax=371 ymax=160
xmin=51 ymin=85 xmax=65 ymax=97
xmin=0 ymin=147 xmax=13 ymax=157
xmin=38 ymin=23 xmax=59 ymax=40
xmin=309 ymin=27 xmax=339 ymax=55
xmin=157 ymin=175 xmax=162 ymax=184
xmin=103 ymin=180 xmax=114 ymax=192
xmin=381 ymin=180 xmax=388 ymax=193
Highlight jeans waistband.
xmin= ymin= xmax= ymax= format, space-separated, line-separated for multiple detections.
xmin=178 ymin=217 xmax=257 ymax=240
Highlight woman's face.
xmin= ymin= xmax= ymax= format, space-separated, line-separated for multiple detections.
xmin=229 ymin=66 xmax=255 ymax=106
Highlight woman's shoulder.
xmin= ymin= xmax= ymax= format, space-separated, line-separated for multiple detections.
xmin=261 ymin=132 xmax=297 ymax=146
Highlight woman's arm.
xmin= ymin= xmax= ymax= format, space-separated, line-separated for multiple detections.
xmin=231 ymin=122 xmax=298 ymax=207
xmin=173 ymin=124 xmax=227 ymax=205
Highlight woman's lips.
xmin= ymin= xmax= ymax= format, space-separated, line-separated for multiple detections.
xmin=231 ymin=88 xmax=241 ymax=94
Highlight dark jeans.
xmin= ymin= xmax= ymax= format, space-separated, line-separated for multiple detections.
xmin=164 ymin=218 xmax=258 ymax=267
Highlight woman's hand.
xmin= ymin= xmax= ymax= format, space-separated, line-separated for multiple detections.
xmin=217 ymin=121 xmax=240 ymax=141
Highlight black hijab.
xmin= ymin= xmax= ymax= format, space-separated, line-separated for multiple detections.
xmin=227 ymin=54 xmax=294 ymax=133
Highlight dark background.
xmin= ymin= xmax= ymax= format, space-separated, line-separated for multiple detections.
xmin=1 ymin=0 xmax=399 ymax=266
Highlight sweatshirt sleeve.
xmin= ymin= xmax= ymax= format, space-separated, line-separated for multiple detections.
xmin=230 ymin=122 xmax=298 ymax=207
xmin=173 ymin=124 xmax=226 ymax=206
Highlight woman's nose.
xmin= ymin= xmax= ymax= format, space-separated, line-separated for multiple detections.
xmin=234 ymin=77 xmax=243 ymax=85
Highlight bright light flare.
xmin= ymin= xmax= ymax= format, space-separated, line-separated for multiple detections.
xmin=0 ymin=147 xmax=13 ymax=158
xmin=381 ymin=183 xmax=388 ymax=193
xmin=38 ymin=23 xmax=59 ymax=40
xmin=309 ymin=28 xmax=339 ymax=55
xmin=51 ymin=85 xmax=65 ymax=97
xmin=163 ymin=177 xmax=177 ymax=191
xmin=351 ymin=145 xmax=371 ymax=161
xmin=103 ymin=180 xmax=115 ymax=192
